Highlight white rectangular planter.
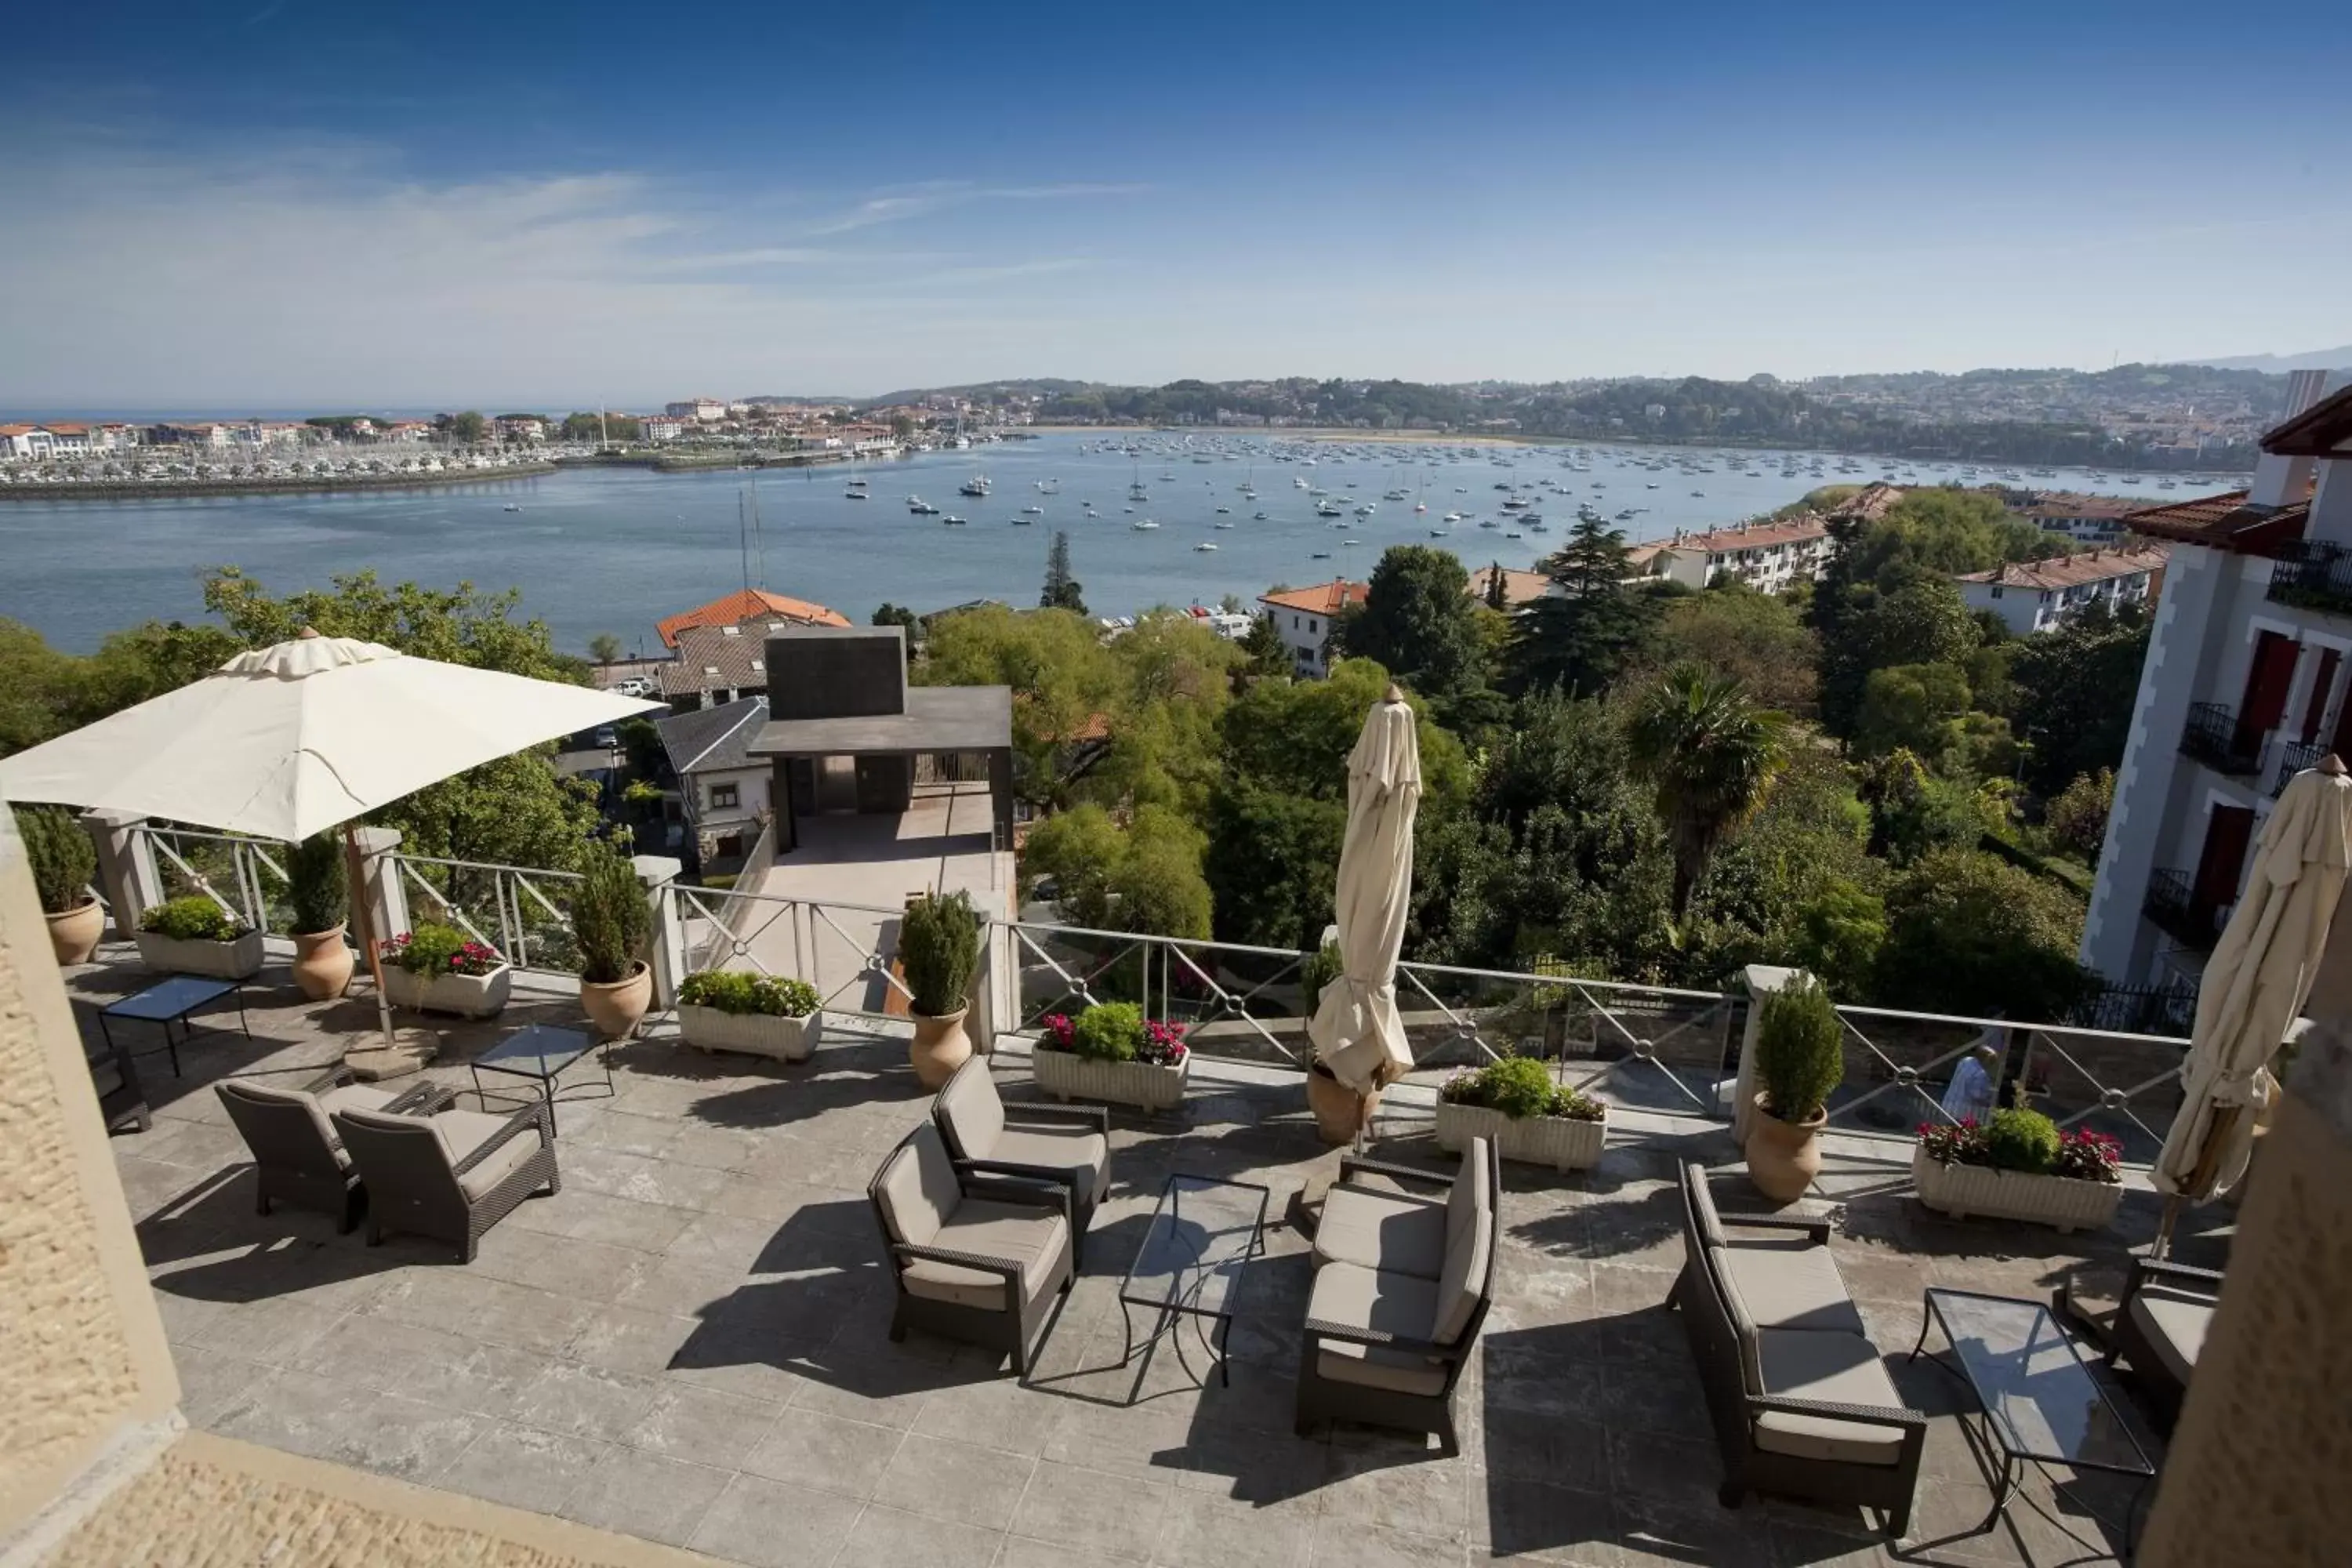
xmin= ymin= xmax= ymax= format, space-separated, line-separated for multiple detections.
xmin=383 ymin=963 xmax=514 ymax=1019
xmin=135 ymin=929 xmax=265 ymax=980
xmin=1435 ymin=1100 xmax=1607 ymax=1172
xmin=1031 ymin=1044 xmax=1190 ymax=1112
xmin=1910 ymin=1145 xmax=2123 ymax=1233
xmin=678 ymin=1004 xmax=816 ymax=1062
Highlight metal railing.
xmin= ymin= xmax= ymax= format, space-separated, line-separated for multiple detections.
xmin=2180 ymin=701 xmax=2261 ymax=777
xmin=140 ymin=826 xmax=289 ymax=933
xmin=2143 ymin=866 xmax=2225 ymax=950
xmin=666 ymin=881 xmax=916 ymax=1019
xmin=389 ymin=853 xmax=585 ymax=975
xmin=2274 ymin=739 xmax=2326 ymax=797
xmin=1002 ymin=920 xmax=1316 ymax=1065
xmin=2267 ymin=539 xmax=2352 ymax=617
xmin=1825 ymin=1005 xmax=2189 ymax=1166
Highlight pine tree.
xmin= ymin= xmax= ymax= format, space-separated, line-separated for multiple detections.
xmin=1040 ymin=531 xmax=1087 ymax=614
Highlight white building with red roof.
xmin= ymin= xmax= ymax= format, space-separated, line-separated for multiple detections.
xmin=1257 ymin=579 xmax=1368 ymax=678
xmin=1957 ymin=543 xmax=2169 ymax=634
xmin=1646 ymin=514 xmax=1833 ymax=593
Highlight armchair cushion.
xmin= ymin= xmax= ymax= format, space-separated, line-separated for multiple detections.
xmin=1752 ymin=1329 xmax=1908 ymax=1466
xmin=1306 ymin=1260 xmax=1444 ymax=1389
xmin=1715 ymin=1236 xmax=1867 ymax=1336
xmin=1313 ymin=1184 xmax=1448 ymax=1278
xmin=936 ymin=1057 xmax=1006 ymax=1159
xmin=904 ymin=1200 xmax=1070 ymax=1311
xmin=1433 ymin=1190 xmax=1494 ymax=1345
xmin=876 ymin=1123 xmax=961 ymax=1249
xmin=1682 ymin=1160 xmax=1727 ymax=1249
xmin=427 ymin=1109 xmax=545 ymax=1200
xmin=223 ymin=1078 xmax=401 ymax=1171
xmin=2125 ymin=1284 xmax=2215 ymax=1388
xmin=989 ymin=1123 xmax=1111 ymax=1203
xmin=1448 ymin=1138 xmax=1489 ymax=1248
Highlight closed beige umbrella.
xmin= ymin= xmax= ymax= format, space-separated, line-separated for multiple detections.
xmin=1307 ymin=686 xmax=1421 ymax=1096
xmin=2152 ymin=757 xmax=2352 ymax=1252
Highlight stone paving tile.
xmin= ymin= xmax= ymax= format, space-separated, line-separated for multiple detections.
xmin=689 ymin=1472 xmax=866 ymax=1568
xmin=740 ymin=1406 xmax=906 ymax=1499
xmin=429 ymin=1421 xmax=612 ymax=1515
xmin=872 ymin=1432 xmax=1036 ymax=1532
xmin=1010 ymin=1458 xmax=1175 ymax=1561
xmin=555 ymin=1446 xmax=735 ymax=1549
xmin=620 ymin=1382 xmax=782 ymax=1469
xmin=833 ymin=1502 xmax=1004 ymax=1568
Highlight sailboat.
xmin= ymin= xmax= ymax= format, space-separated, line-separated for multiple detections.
xmin=1414 ymin=477 xmax=1428 ymax=514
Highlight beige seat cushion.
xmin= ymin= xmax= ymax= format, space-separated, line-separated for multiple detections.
xmin=902 ymin=1200 xmax=1070 ymax=1311
xmin=1752 ymin=1329 xmax=1908 ymax=1466
xmin=1716 ymin=1236 xmax=1867 ymax=1335
xmin=1314 ymin=1183 xmax=1448 ymax=1278
xmin=1682 ymin=1163 xmax=1728 ymax=1249
xmin=2127 ymin=1284 xmax=2215 ymax=1387
xmin=231 ymin=1078 xmax=397 ymax=1167
xmin=1433 ymin=1189 xmax=1494 ymax=1346
xmin=419 ymin=1108 xmax=542 ymax=1200
xmin=876 ymin=1124 xmax=962 ymax=1250
xmin=1317 ymin=1341 xmax=1450 ymax=1397
xmin=936 ymin=1060 xmax=1006 ymax=1160
xmin=1308 ymin=1261 xmax=1448 ymax=1392
xmin=989 ymin=1123 xmax=1111 ymax=1203
xmin=1448 ymin=1139 xmax=1488 ymax=1248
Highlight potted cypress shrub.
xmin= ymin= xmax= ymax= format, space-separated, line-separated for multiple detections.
xmin=285 ymin=831 xmax=353 ymax=1000
xmin=574 ymin=845 xmax=652 ymax=1038
xmin=136 ymin=896 xmax=265 ymax=978
xmin=1912 ymin=1109 xmax=2125 ymax=1232
xmin=381 ymin=924 xmax=511 ymax=1017
xmin=1031 ymin=1002 xmax=1192 ymax=1110
xmin=1435 ymin=1056 xmax=1608 ymax=1172
xmin=901 ymin=889 xmax=979 ymax=1088
xmin=677 ymin=971 xmax=822 ymax=1060
xmin=16 ymin=804 xmax=104 ymax=965
xmin=1744 ymin=974 xmax=1843 ymax=1201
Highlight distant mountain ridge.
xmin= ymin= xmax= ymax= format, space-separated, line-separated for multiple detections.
xmin=2178 ymin=347 xmax=2352 ymax=373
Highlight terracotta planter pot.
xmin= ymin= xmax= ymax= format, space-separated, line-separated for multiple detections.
xmin=1032 ymin=1044 xmax=1190 ymax=1111
xmin=582 ymin=960 xmax=654 ymax=1039
xmin=1435 ymin=1099 xmax=1607 ymax=1172
xmin=45 ymin=899 xmax=105 ymax=966
xmin=1306 ymin=1065 xmax=1377 ymax=1146
xmin=909 ymin=1006 xmax=973 ymax=1089
xmin=290 ymin=925 xmax=354 ymax=1000
xmin=679 ymin=1004 xmax=816 ymax=1062
xmin=1744 ymin=1094 xmax=1827 ymax=1202
xmin=1909 ymin=1145 xmax=2123 ymax=1232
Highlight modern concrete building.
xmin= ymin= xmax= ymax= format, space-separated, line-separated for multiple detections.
xmin=747 ymin=625 xmax=1014 ymax=858
xmin=2082 ymin=370 xmax=2352 ymax=989
xmin=1957 ymin=543 xmax=2169 ymax=634
xmin=1257 ymin=579 xmax=1368 ymax=678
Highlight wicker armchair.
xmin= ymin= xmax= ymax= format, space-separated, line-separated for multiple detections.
xmin=869 ymin=1121 xmax=1074 ymax=1377
xmin=1294 ymin=1138 xmax=1499 ymax=1452
xmin=933 ymin=1057 xmax=1110 ymax=1264
xmin=218 ymin=1069 xmax=447 ymax=1231
xmin=89 ymin=1030 xmax=151 ymax=1134
xmin=332 ymin=1100 xmax=559 ymax=1262
xmin=2107 ymin=1254 xmax=2222 ymax=1432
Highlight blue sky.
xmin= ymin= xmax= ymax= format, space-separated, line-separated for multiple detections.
xmin=4 ymin=1 xmax=2347 ymax=408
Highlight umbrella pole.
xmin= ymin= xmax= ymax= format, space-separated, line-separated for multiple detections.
xmin=2154 ymin=1104 xmax=2243 ymax=1259
xmin=343 ymin=825 xmax=397 ymax=1052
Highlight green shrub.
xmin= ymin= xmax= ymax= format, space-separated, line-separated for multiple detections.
xmin=16 ymin=805 xmax=96 ymax=914
xmin=139 ymin=897 xmax=245 ymax=942
xmin=386 ymin=922 xmax=500 ymax=977
xmin=285 ymin=831 xmax=348 ymax=936
xmin=572 ymin=844 xmax=650 ymax=985
xmin=1438 ymin=1056 xmax=1606 ymax=1121
xmin=1071 ymin=1001 xmax=1145 ymax=1062
xmin=1546 ymin=1085 xmax=1606 ymax=1122
xmin=677 ymin=971 xmax=819 ymax=1018
xmin=1754 ymin=974 xmax=1842 ymax=1124
xmin=1301 ymin=942 xmax=1344 ymax=1015
xmin=1984 ymin=1108 xmax=2060 ymax=1174
xmin=900 ymin=891 xmax=979 ymax=1017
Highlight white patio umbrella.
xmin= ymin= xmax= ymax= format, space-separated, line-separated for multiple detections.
xmin=1307 ymin=685 xmax=1422 ymax=1100
xmin=2151 ymin=757 xmax=2352 ymax=1253
xmin=0 ymin=631 xmax=659 ymax=1050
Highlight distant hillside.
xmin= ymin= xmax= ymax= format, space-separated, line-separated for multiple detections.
xmin=2178 ymin=347 xmax=2352 ymax=373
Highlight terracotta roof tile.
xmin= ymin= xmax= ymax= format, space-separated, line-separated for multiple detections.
xmin=1258 ymin=579 xmax=1368 ymax=615
xmin=2124 ymin=488 xmax=2311 ymax=557
xmin=1661 ymin=514 xmax=1831 ymax=556
xmin=655 ymin=589 xmax=850 ymax=647
xmin=1956 ymin=543 xmax=2169 ymax=591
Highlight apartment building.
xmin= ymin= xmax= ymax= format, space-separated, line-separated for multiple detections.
xmin=1647 ymin=514 xmax=1833 ymax=594
xmin=2006 ymin=489 xmax=2145 ymax=544
xmin=1258 ymin=579 xmax=1369 ymax=677
xmin=1956 ymin=543 xmax=2169 ymax=634
xmin=2082 ymin=370 xmax=2352 ymax=990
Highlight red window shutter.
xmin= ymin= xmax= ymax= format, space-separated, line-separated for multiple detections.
xmin=2303 ymin=648 xmax=2341 ymax=745
xmin=2192 ymin=804 xmax=2257 ymax=913
xmin=2239 ymin=632 xmax=2299 ymax=741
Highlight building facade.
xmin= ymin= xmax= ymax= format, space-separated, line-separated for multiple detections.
xmin=652 ymin=695 xmax=772 ymax=869
xmin=1956 ymin=543 xmax=2169 ymax=634
xmin=1257 ymin=580 xmax=1369 ymax=678
xmin=2082 ymin=371 xmax=2352 ymax=990
xmin=1648 ymin=515 xmax=1833 ymax=593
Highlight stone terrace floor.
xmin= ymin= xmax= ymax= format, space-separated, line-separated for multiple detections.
xmin=74 ymin=953 xmax=2228 ymax=1568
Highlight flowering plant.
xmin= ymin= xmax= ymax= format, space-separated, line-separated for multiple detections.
xmin=384 ymin=923 xmax=503 ymax=978
xmin=1916 ymin=1118 xmax=1990 ymax=1167
xmin=1138 ymin=1018 xmax=1189 ymax=1067
xmin=2052 ymin=1127 xmax=2123 ymax=1184
xmin=1918 ymin=1118 xmax=2122 ymax=1185
xmin=1039 ymin=1005 xmax=1186 ymax=1065
xmin=1040 ymin=1013 xmax=1077 ymax=1052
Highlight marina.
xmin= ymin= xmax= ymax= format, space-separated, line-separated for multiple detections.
xmin=0 ymin=430 xmax=2220 ymax=655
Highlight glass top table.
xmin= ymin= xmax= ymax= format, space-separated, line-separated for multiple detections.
xmin=468 ymin=1024 xmax=610 ymax=1132
xmin=1913 ymin=1288 xmax=2154 ymax=1538
xmin=99 ymin=975 xmax=252 ymax=1077
xmin=1116 ymin=1171 xmax=1271 ymax=1392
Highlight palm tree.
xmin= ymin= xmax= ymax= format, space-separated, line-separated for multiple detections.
xmin=1625 ymin=663 xmax=1789 ymax=920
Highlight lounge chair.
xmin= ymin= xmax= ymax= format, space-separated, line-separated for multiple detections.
xmin=332 ymin=1100 xmax=558 ymax=1261
xmin=1672 ymin=1161 xmax=1925 ymax=1537
xmin=1294 ymin=1138 xmax=1498 ymax=1451
xmin=216 ymin=1069 xmax=445 ymax=1230
xmin=933 ymin=1057 xmax=1109 ymax=1263
xmin=90 ymin=1031 xmax=151 ymax=1134
xmin=2107 ymin=1254 xmax=2222 ymax=1432
xmin=869 ymin=1121 xmax=1074 ymax=1377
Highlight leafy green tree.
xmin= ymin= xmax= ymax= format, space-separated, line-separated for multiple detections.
xmin=561 ymin=412 xmax=642 ymax=443
xmin=1815 ymin=574 xmax=1978 ymax=742
xmin=1624 ymin=665 xmax=1790 ymax=919
xmin=1239 ymin=612 xmax=1290 ymax=679
xmin=1875 ymin=848 xmax=2091 ymax=1018
xmin=1202 ymin=782 xmax=1345 ymax=950
xmin=1024 ymin=803 xmax=1210 ymax=938
xmin=1645 ymin=579 xmax=1819 ymax=715
xmin=0 ymin=617 xmax=245 ymax=759
xmin=2009 ymin=610 xmax=2150 ymax=794
xmin=1508 ymin=517 xmax=1660 ymax=697
xmin=1790 ymin=879 xmax=1887 ymax=1000
xmin=2043 ymin=769 xmax=2114 ymax=863
xmin=919 ymin=604 xmax=1125 ymax=807
xmin=1338 ymin=545 xmax=1484 ymax=702
xmin=588 ymin=633 xmax=624 ymax=666
xmin=1040 ymin=531 xmax=1087 ymax=614
xmin=1854 ymin=662 xmax=1973 ymax=757
xmin=436 ymin=411 xmax=488 ymax=444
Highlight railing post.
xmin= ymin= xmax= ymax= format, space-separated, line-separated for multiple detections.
xmin=1732 ymin=964 xmax=1808 ymax=1142
xmin=350 ymin=828 xmax=408 ymax=951
xmin=80 ymin=810 xmax=162 ymax=940
xmin=633 ymin=855 xmax=685 ymax=1007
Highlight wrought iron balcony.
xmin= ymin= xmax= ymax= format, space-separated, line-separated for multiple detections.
xmin=2143 ymin=866 xmax=2225 ymax=950
xmin=2267 ymin=540 xmax=2352 ymax=618
xmin=2179 ymin=701 xmax=2263 ymax=777
xmin=2274 ymin=739 xmax=2327 ymax=797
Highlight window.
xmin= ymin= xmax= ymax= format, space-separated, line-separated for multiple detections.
xmin=709 ymin=782 xmax=739 ymax=810
xmin=1308 ymin=619 xmax=1319 ymax=636
xmin=1990 ymin=585 xmax=2004 ymax=600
